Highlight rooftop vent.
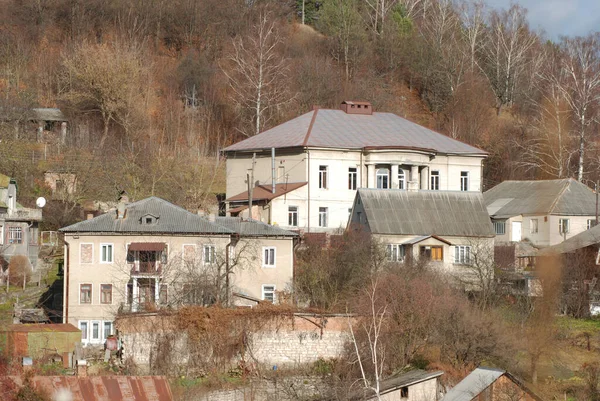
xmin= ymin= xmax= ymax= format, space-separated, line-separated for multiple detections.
xmin=341 ymin=101 xmax=373 ymax=115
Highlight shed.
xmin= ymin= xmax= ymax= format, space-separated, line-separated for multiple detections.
xmin=0 ymin=324 xmax=80 ymax=364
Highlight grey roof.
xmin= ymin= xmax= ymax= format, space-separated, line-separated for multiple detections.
xmin=484 ymin=178 xmax=597 ymax=218
xmin=442 ymin=367 xmax=505 ymax=401
xmin=60 ymin=197 xmax=297 ymax=237
xmin=31 ymin=108 xmax=67 ymax=121
xmin=224 ymin=109 xmax=486 ymax=155
xmin=379 ymin=370 xmax=443 ymax=395
xmin=215 ymin=216 xmax=297 ymax=237
xmin=541 ymin=223 xmax=600 ymax=255
xmin=357 ymin=189 xmax=495 ymax=237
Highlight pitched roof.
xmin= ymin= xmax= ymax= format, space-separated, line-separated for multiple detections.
xmin=441 ymin=367 xmax=542 ymax=401
xmin=484 ymin=178 xmax=597 ymax=218
xmin=540 ymin=223 xmax=600 ymax=255
xmin=59 ymin=197 xmax=297 ymax=237
xmin=357 ymin=189 xmax=495 ymax=237
xmin=379 ymin=370 xmax=444 ymax=395
xmin=60 ymin=197 xmax=234 ymax=234
xmin=226 ymin=182 xmax=307 ymax=202
xmin=224 ymin=109 xmax=486 ymax=155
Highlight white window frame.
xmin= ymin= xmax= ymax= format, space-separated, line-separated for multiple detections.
xmin=79 ymin=320 xmax=89 ymax=342
xmin=348 ymin=167 xmax=357 ymax=190
xmin=493 ymin=221 xmax=505 ymax=235
xmin=288 ymin=206 xmax=298 ymax=227
xmin=319 ymin=165 xmax=328 ymax=189
xmin=100 ymin=243 xmax=114 ymax=263
xmin=430 ymin=171 xmax=440 ymax=190
xmin=203 ymin=244 xmax=216 ymax=265
xmin=386 ymin=244 xmax=404 ymax=262
xmin=263 ymin=247 xmax=276 ymax=268
xmin=90 ymin=320 xmax=101 ymax=343
xmin=530 ymin=219 xmax=538 ymax=234
xmin=559 ymin=218 xmax=570 ymax=234
xmin=588 ymin=219 xmax=595 ymax=230
xmin=80 ymin=243 xmax=94 ymax=264
xmin=460 ymin=171 xmax=469 ymax=191
xmin=103 ymin=321 xmax=114 ymax=341
xmin=398 ymin=169 xmax=405 ymax=190
xmin=318 ymin=207 xmax=328 ymax=227
xmin=262 ymin=284 xmax=276 ymax=302
xmin=376 ymin=168 xmax=390 ymax=189
xmin=454 ymin=245 xmax=472 ymax=265
xmin=182 ymin=244 xmax=197 ymax=265
xmin=0 ymin=225 xmax=4 ymax=245
xmin=79 ymin=283 xmax=92 ymax=304
xmin=8 ymin=226 xmax=22 ymax=244
xmin=100 ymin=283 xmax=113 ymax=305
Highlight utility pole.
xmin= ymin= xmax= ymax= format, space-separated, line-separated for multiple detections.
xmin=596 ymin=181 xmax=598 ymax=226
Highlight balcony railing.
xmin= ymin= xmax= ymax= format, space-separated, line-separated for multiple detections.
xmin=0 ymin=208 xmax=43 ymax=221
xmin=129 ymin=261 xmax=162 ymax=275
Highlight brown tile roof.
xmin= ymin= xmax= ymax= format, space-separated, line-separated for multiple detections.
xmin=226 ymin=182 xmax=307 ymax=202
xmin=224 ymin=109 xmax=486 ymax=155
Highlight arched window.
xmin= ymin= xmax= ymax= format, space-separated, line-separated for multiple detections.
xmin=376 ymin=168 xmax=390 ymax=189
xmin=398 ymin=169 xmax=405 ymax=190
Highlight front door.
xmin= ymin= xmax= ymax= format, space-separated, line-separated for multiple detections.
xmin=511 ymin=221 xmax=522 ymax=242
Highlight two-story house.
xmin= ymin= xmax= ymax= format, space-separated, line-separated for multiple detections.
xmin=0 ymin=174 xmax=42 ymax=268
xmin=224 ymin=101 xmax=487 ymax=233
xmin=59 ymin=196 xmax=297 ymax=345
xmin=484 ymin=179 xmax=597 ymax=247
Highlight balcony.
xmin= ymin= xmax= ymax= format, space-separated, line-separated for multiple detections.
xmin=129 ymin=261 xmax=162 ymax=275
xmin=0 ymin=208 xmax=42 ymax=222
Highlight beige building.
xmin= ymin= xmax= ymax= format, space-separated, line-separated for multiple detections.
xmin=485 ymin=179 xmax=598 ymax=248
xmin=224 ymin=101 xmax=487 ymax=233
xmin=349 ymin=189 xmax=495 ymax=282
xmin=60 ymin=196 xmax=296 ymax=345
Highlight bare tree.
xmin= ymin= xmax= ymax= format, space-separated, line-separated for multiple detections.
xmin=452 ymin=238 xmax=498 ymax=310
xmin=459 ymin=0 xmax=486 ymax=73
xmin=222 ymin=12 xmax=293 ymax=138
xmin=362 ymin=0 xmax=400 ymax=37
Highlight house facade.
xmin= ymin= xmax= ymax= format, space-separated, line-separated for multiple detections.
xmin=0 ymin=174 xmax=42 ymax=268
xmin=349 ymin=189 xmax=495 ymax=282
xmin=485 ymin=179 xmax=597 ymax=248
xmin=59 ymin=196 xmax=296 ymax=345
xmin=224 ymin=101 xmax=487 ymax=233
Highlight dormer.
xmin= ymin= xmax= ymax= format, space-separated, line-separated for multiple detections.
xmin=340 ymin=101 xmax=373 ymax=115
xmin=140 ymin=213 xmax=159 ymax=225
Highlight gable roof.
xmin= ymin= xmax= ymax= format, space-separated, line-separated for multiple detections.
xmin=60 ymin=197 xmax=234 ymax=235
xmin=215 ymin=216 xmax=298 ymax=237
xmin=226 ymin=182 xmax=307 ymax=202
xmin=224 ymin=109 xmax=486 ymax=155
xmin=379 ymin=370 xmax=444 ymax=395
xmin=540 ymin=223 xmax=600 ymax=255
xmin=484 ymin=178 xmax=596 ymax=218
xmin=356 ymin=189 xmax=495 ymax=237
xmin=441 ymin=367 xmax=542 ymax=401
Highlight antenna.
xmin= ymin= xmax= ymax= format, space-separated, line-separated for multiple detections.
xmin=36 ymin=197 xmax=46 ymax=208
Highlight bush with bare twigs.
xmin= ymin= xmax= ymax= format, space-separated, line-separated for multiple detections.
xmin=8 ymin=255 xmax=31 ymax=287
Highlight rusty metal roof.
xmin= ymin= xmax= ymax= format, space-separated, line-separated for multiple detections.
xmin=226 ymin=182 xmax=307 ymax=202
xmin=7 ymin=375 xmax=173 ymax=401
xmin=3 ymin=323 xmax=79 ymax=333
xmin=223 ymin=109 xmax=486 ymax=155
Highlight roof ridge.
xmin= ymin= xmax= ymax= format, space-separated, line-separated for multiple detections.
xmin=302 ymin=108 xmax=319 ymax=146
xmin=548 ymin=179 xmax=573 ymax=214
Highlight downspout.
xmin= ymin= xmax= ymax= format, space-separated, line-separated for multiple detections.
xmin=307 ymin=150 xmax=311 ymax=233
xmin=225 ymin=234 xmax=239 ymax=306
xmin=271 ymin=148 xmax=276 ymax=194
xmin=292 ymin=236 xmax=301 ymax=306
xmin=63 ymin=238 xmax=70 ymax=324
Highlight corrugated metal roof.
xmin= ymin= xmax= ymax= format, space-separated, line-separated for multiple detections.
xmin=60 ymin=197 xmax=234 ymax=234
xmin=357 ymin=189 xmax=495 ymax=237
xmin=541 ymin=223 xmax=600 ymax=255
xmin=224 ymin=109 xmax=486 ymax=155
xmin=226 ymin=182 xmax=307 ymax=202
xmin=31 ymin=108 xmax=67 ymax=121
xmin=215 ymin=217 xmax=298 ymax=237
xmin=379 ymin=370 xmax=444 ymax=394
xmin=7 ymin=375 xmax=173 ymax=401
xmin=441 ymin=367 xmax=505 ymax=401
xmin=484 ymin=179 xmax=597 ymax=218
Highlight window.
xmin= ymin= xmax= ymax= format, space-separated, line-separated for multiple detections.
xmin=288 ymin=206 xmax=298 ymax=227
xmin=319 ymin=165 xmax=328 ymax=189
xmin=559 ymin=218 xmax=570 ymax=234
xmin=493 ymin=221 xmax=506 ymax=235
xmin=79 ymin=321 xmax=88 ymax=341
xmin=348 ymin=167 xmax=357 ymax=190
xmin=80 ymin=244 xmax=93 ymax=264
xmin=203 ymin=245 xmax=215 ymax=264
xmin=103 ymin=322 xmax=113 ymax=340
xmin=80 ymin=284 xmax=92 ymax=304
xmin=530 ymin=219 xmax=539 ymax=234
xmin=262 ymin=285 xmax=276 ymax=302
xmin=263 ymin=247 xmax=276 ymax=267
xmin=100 ymin=284 xmax=112 ymax=304
xmin=159 ymin=285 xmax=168 ymax=304
xmin=376 ymin=168 xmax=390 ymax=189
xmin=460 ymin=171 xmax=469 ymax=191
xmin=8 ymin=227 xmax=22 ymax=244
xmin=386 ymin=244 xmax=405 ymax=262
xmin=430 ymin=171 xmax=440 ymax=190
xmin=100 ymin=244 xmax=113 ymax=263
xmin=401 ymin=387 xmax=409 ymax=398
xmin=319 ymin=207 xmax=328 ymax=227
xmin=146 ymin=217 xmax=153 ymax=224
xmin=454 ymin=245 xmax=471 ymax=265
xmin=588 ymin=219 xmax=596 ymax=230
xmin=398 ymin=169 xmax=405 ymax=190
xmin=183 ymin=244 xmax=196 ymax=264
xmin=420 ymin=246 xmax=443 ymax=261
xmin=91 ymin=321 xmax=100 ymax=341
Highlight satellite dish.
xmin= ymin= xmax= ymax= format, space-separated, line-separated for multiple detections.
xmin=36 ymin=197 xmax=46 ymax=208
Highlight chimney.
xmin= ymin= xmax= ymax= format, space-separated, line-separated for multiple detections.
xmin=208 ymin=213 xmax=216 ymax=222
xmin=76 ymin=360 xmax=88 ymax=377
xmin=86 ymin=212 xmax=94 ymax=220
xmin=116 ymin=191 xmax=128 ymax=219
xmin=340 ymin=101 xmax=373 ymax=115
xmin=197 ymin=209 xmax=205 ymax=217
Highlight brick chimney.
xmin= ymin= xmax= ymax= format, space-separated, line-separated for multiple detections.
xmin=340 ymin=101 xmax=373 ymax=115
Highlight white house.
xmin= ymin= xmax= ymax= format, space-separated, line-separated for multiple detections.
xmin=59 ymin=196 xmax=297 ymax=345
xmin=223 ymin=101 xmax=487 ymax=233
xmin=484 ymin=179 xmax=598 ymax=247
xmin=349 ymin=189 xmax=495 ymax=281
